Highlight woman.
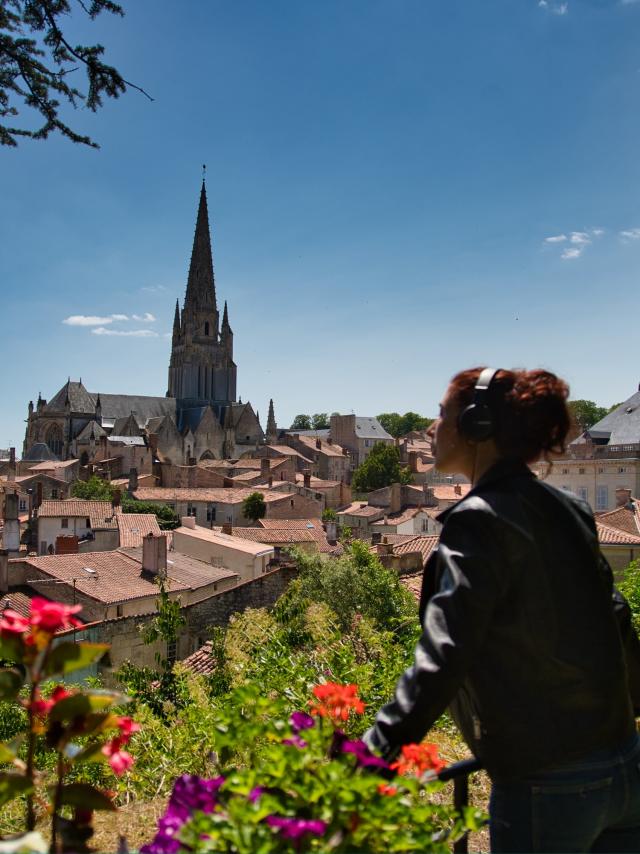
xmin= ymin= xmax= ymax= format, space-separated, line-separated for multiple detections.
xmin=364 ymin=367 xmax=640 ymax=853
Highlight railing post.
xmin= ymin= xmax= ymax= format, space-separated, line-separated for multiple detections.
xmin=453 ymin=775 xmax=470 ymax=854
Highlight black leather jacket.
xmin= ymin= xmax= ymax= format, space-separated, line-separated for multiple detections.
xmin=365 ymin=458 xmax=639 ymax=781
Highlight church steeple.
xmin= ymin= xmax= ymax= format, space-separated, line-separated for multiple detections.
xmin=185 ymin=180 xmax=217 ymax=314
xmin=172 ymin=299 xmax=181 ymax=342
xmin=266 ymin=398 xmax=277 ymax=444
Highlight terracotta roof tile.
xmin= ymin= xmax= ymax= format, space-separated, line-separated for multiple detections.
xmin=133 ymin=487 xmax=296 ymax=504
xmin=400 ymin=572 xmax=423 ymax=600
xmin=181 ymin=640 xmax=216 ymax=676
xmin=0 ymin=591 xmax=33 ymax=619
xmin=175 ymin=525 xmax=273 ymax=555
xmin=596 ymin=522 xmax=640 ymax=546
xmin=597 ymin=506 xmax=640 ymax=537
xmin=116 ymin=514 xmax=162 ymax=548
xmin=38 ymin=500 xmax=119 ymax=529
xmin=339 ymin=502 xmax=385 ymax=518
xmin=231 ymin=527 xmax=317 ymax=545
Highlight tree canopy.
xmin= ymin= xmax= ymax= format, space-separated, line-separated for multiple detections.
xmin=290 ymin=414 xmax=311 ymax=430
xmin=290 ymin=413 xmax=330 ymax=430
xmin=351 ymin=443 xmax=412 ymax=493
xmin=567 ymin=400 xmax=609 ymax=433
xmin=376 ymin=412 xmax=434 ymax=438
xmin=242 ymin=491 xmax=266 ymax=523
xmin=1 ymin=0 xmax=151 ymax=147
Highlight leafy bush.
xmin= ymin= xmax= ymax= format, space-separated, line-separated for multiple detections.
xmin=618 ymin=559 xmax=640 ymax=635
xmin=351 ymin=443 xmax=412 ymax=492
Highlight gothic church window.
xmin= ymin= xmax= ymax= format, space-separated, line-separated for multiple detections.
xmin=46 ymin=424 xmax=63 ymax=457
xmin=204 ymin=322 xmax=210 ymax=336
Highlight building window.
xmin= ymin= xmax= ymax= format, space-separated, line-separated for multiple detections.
xmin=562 ymin=468 xmax=569 ymax=475
xmin=618 ymin=467 xmax=626 ymax=474
xmin=364 ymin=439 xmax=371 ymax=448
xmin=598 ymin=467 xmax=604 ymax=474
xmin=116 ymin=604 xmax=123 ymax=617
xmin=167 ymin=640 xmax=177 ymax=664
xmin=85 ymin=517 xmax=91 ymax=528
xmin=61 ymin=518 xmax=68 ymax=529
xmin=206 ymin=504 xmax=216 ymax=522
xmin=187 ymin=503 xmax=197 ymax=517
xmin=204 ymin=321 xmax=210 ymax=336
xmin=51 ymin=488 xmax=58 ymax=499
xmin=578 ymin=468 xmax=585 ymax=476
xmin=577 ymin=487 xmax=588 ymax=502
xmin=596 ymin=485 xmax=608 ymax=511
xmin=19 ymin=499 xmax=26 ymax=512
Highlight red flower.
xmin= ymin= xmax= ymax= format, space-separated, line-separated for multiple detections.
xmin=30 ymin=597 xmax=83 ymax=635
xmin=102 ymin=739 xmax=134 ymax=776
xmin=0 ymin=609 xmax=30 ymax=638
xmin=30 ymin=685 xmax=72 ymax=718
xmin=116 ymin=716 xmax=141 ymax=743
xmin=377 ymin=783 xmax=398 ymax=796
xmin=309 ymin=683 xmax=365 ymax=722
xmin=390 ymin=742 xmax=445 ymax=777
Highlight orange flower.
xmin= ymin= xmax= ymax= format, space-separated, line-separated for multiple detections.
xmin=308 ymin=683 xmax=365 ymax=722
xmin=377 ymin=783 xmax=398 ymax=796
xmin=390 ymin=742 xmax=445 ymax=777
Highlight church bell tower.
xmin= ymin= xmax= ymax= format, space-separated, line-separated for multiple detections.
xmin=167 ymin=181 xmax=237 ymax=410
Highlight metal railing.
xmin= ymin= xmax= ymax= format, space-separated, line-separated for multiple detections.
xmin=431 ymin=756 xmax=484 ymax=853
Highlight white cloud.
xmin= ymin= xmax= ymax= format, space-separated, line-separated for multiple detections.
xmin=140 ymin=285 xmax=168 ymax=294
xmin=132 ymin=313 xmax=156 ymax=322
xmin=544 ymin=234 xmax=567 ymax=243
xmin=63 ymin=315 xmax=126 ymax=327
xmin=591 ymin=227 xmax=605 ymax=237
xmin=569 ymin=231 xmax=591 ymax=245
xmin=561 ymin=247 xmax=582 ymax=260
xmin=554 ymin=2 xmax=568 ymax=14
xmin=538 ymin=0 xmax=548 ymax=6
xmin=91 ymin=327 xmax=158 ymax=338
xmin=621 ymin=0 xmax=640 ymax=6
xmin=620 ymin=228 xmax=640 ymax=240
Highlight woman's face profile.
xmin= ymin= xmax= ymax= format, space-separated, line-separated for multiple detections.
xmin=429 ymin=386 xmax=472 ymax=477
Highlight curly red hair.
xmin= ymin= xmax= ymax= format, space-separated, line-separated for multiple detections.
xmin=448 ymin=367 xmax=570 ymax=463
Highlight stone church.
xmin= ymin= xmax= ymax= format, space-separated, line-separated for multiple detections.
xmin=23 ymin=183 xmax=268 ymax=466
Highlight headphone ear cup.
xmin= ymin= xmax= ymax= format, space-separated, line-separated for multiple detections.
xmin=458 ymin=403 xmax=494 ymax=442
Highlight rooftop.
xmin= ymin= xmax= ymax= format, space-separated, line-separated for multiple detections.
xmin=116 ymin=513 xmax=162 ymax=548
xmin=37 ymin=500 xmax=119 ymax=529
xmin=133 ymin=487 xmax=296 ymax=504
xmin=174 ymin=524 xmax=273 ymax=556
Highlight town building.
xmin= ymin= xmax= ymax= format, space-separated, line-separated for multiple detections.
xmin=329 ymin=414 xmax=394 ymax=469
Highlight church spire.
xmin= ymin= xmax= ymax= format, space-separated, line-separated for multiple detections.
xmin=172 ymin=299 xmax=181 ymax=341
xmin=185 ymin=180 xmax=217 ymax=312
xmin=222 ymin=300 xmax=230 ymax=330
xmin=266 ymin=398 xmax=277 ymax=444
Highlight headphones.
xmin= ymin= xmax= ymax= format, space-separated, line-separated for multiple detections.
xmin=457 ymin=367 xmax=500 ymax=442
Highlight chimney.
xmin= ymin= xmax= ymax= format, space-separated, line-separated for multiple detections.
xmin=261 ymin=458 xmax=271 ymax=479
xmin=454 ymin=483 xmax=462 ymax=496
xmin=408 ymin=451 xmax=419 ymax=473
xmin=303 ymin=469 xmax=311 ymax=489
xmin=0 ymin=549 xmax=9 ymax=595
xmin=379 ymin=535 xmax=394 ymax=556
xmin=371 ymin=532 xmax=382 ymax=545
xmin=423 ymin=484 xmax=437 ymax=507
xmin=268 ymin=476 xmax=273 ymax=487
xmin=8 ymin=447 xmax=16 ymax=478
xmin=181 ymin=516 xmax=196 ymax=529
xmin=148 ymin=433 xmax=159 ymax=456
xmin=222 ymin=521 xmax=232 ymax=536
xmin=36 ymin=482 xmax=43 ymax=509
xmin=616 ymin=487 xmax=633 ymax=508
xmin=128 ymin=468 xmax=138 ymax=494
xmin=3 ymin=494 xmax=20 ymax=555
xmin=325 ymin=519 xmax=337 ymax=544
xmin=389 ymin=482 xmax=402 ymax=514
xmin=142 ymin=533 xmax=167 ymax=577
xmin=316 ymin=438 xmax=321 ymax=449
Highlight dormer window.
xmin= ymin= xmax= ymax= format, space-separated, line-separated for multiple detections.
xmin=204 ymin=322 xmax=210 ymax=336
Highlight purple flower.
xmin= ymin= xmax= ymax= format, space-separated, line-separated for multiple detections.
xmin=341 ymin=738 xmax=391 ymax=771
xmin=170 ymin=774 xmax=224 ymax=815
xmin=141 ymin=775 xmax=225 ymax=854
xmin=283 ymin=734 xmax=308 ymax=748
xmin=249 ymin=786 xmax=264 ymax=804
xmin=289 ymin=711 xmax=315 ymax=733
xmin=266 ymin=816 xmax=328 ymax=840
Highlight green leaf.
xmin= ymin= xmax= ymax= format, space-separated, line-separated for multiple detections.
xmin=0 ymin=668 xmax=24 ymax=700
xmin=67 ymin=740 xmax=106 ymax=764
xmin=0 ymin=772 xmax=33 ymax=808
xmin=0 ymin=736 xmax=24 ymax=764
xmin=45 ymin=642 xmax=109 ymax=676
xmin=0 ymin=637 xmax=24 ymax=664
xmin=49 ymin=691 xmax=125 ymax=722
xmin=54 ymin=783 xmax=116 ymax=811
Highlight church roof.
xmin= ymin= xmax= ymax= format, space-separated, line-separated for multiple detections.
xmin=97 ymin=394 xmax=176 ymax=427
xmin=23 ymin=442 xmax=60 ymax=462
xmin=75 ymin=421 xmax=106 ymax=442
xmin=46 ymin=381 xmax=95 ymax=414
xmin=185 ymin=180 xmax=217 ymax=309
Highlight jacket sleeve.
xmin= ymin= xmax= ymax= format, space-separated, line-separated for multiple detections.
xmin=363 ymin=505 xmax=506 ymax=759
xmin=600 ymin=553 xmax=640 ymax=716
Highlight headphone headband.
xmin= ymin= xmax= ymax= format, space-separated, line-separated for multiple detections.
xmin=457 ymin=367 xmax=501 ymax=442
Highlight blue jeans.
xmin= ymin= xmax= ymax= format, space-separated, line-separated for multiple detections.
xmin=489 ymin=734 xmax=640 ymax=852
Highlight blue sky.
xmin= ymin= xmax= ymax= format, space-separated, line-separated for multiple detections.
xmin=2 ymin=0 xmax=640 ymax=451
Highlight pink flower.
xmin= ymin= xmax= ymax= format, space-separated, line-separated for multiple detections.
xmin=30 ymin=685 xmax=72 ymax=718
xmin=116 ymin=716 xmax=141 ymax=743
xmin=102 ymin=739 xmax=134 ymax=776
xmin=0 ymin=609 xmax=30 ymax=638
xmin=30 ymin=597 xmax=83 ymax=634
